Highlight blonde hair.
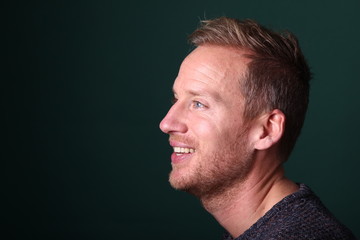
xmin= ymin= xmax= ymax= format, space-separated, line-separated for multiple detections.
xmin=189 ymin=17 xmax=311 ymax=159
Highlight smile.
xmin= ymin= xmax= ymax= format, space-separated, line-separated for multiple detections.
xmin=173 ymin=147 xmax=195 ymax=154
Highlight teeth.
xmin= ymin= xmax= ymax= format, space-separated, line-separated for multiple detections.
xmin=173 ymin=147 xmax=195 ymax=153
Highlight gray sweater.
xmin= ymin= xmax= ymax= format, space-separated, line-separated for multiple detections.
xmin=223 ymin=184 xmax=356 ymax=240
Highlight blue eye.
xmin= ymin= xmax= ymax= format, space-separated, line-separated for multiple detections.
xmin=193 ymin=101 xmax=205 ymax=109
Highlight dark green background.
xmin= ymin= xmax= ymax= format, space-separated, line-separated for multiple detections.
xmin=3 ymin=0 xmax=359 ymax=239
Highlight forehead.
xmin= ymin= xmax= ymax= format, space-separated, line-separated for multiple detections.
xmin=173 ymin=45 xmax=249 ymax=98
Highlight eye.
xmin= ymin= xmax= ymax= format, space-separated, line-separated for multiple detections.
xmin=193 ymin=101 xmax=205 ymax=109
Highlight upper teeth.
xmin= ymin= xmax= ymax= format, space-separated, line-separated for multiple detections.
xmin=173 ymin=147 xmax=195 ymax=153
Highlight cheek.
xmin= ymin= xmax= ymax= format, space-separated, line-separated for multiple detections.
xmin=188 ymin=109 xmax=244 ymax=144
xmin=190 ymin=116 xmax=218 ymax=140
xmin=190 ymin=117 xmax=235 ymax=151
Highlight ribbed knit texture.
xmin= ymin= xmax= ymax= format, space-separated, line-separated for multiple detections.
xmin=223 ymin=184 xmax=356 ymax=240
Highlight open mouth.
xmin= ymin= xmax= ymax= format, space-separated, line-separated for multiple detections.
xmin=173 ymin=147 xmax=195 ymax=155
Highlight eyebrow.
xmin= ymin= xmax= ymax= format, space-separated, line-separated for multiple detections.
xmin=173 ymin=88 xmax=223 ymax=102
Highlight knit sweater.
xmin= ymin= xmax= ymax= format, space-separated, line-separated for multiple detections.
xmin=222 ymin=184 xmax=356 ymax=240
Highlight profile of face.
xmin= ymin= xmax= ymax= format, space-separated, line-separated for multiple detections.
xmin=159 ymin=45 xmax=255 ymax=197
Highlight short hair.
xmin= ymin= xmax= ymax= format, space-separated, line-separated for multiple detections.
xmin=189 ymin=17 xmax=311 ymax=160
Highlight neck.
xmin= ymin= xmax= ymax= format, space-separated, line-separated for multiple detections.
xmin=199 ymin=156 xmax=299 ymax=238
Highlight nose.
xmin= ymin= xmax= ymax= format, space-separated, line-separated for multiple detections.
xmin=159 ymin=103 xmax=188 ymax=134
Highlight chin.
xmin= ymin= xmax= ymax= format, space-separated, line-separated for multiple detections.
xmin=169 ymin=172 xmax=208 ymax=199
xmin=169 ymin=170 xmax=194 ymax=190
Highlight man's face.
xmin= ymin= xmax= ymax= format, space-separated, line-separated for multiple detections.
xmin=159 ymin=45 xmax=254 ymax=197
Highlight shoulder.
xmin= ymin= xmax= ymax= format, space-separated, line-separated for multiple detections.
xmin=235 ymin=184 xmax=356 ymax=240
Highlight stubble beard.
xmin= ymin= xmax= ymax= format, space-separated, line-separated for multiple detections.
xmin=169 ymin=129 xmax=254 ymax=200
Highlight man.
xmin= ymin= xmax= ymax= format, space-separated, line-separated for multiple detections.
xmin=159 ymin=17 xmax=355 ymax=239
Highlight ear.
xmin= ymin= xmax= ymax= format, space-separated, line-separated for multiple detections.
xmin=253 ymin=109 xmax=285 ymax=151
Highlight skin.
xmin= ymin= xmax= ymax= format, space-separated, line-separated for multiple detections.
xmin=159 ymin=45 xmax=299 ymax=238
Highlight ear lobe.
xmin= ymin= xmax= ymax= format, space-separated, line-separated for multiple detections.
xmin=254 ymin=109 xmax=285 ymax=150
